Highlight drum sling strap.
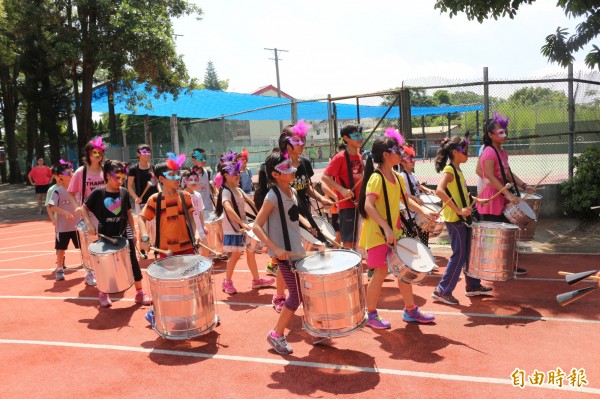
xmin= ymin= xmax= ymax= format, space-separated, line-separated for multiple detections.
xmin=488 ymin=145 xmax=521 ymax=197
xmin=444 ymin=163 xmax=478 ymax=227
xmin=153 ymin=193 xmax=198 ymax=256
xmin=179 ymin=191 xmax=199 ymax=254
xmin=221 ymin=185 xmax=246 ymax=233
xmin=372 ymin=170 xmax=399 ymax=239
xmin=271 ymin=186 xmax=292 ymax=253
xmin=395 ymin=172 xmax=416 ymax=236
xmin=154 ymin=194 xmax=162 ymax=256
xmin=81 ymin=165 xmax=87 ymax=204
xmin=98 ymin=187 xmax=127 ymax=238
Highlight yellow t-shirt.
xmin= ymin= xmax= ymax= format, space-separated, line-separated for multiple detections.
xmin=441 ymin=164 xmax=472 ymax=223
xmin=358 ymin=170 xmax=406 ymax=250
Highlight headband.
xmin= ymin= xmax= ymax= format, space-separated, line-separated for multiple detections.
xmin=89 ymin=137 xmax=106 ymax=151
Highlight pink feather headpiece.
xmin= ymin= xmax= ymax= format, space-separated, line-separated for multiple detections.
xmin=89 ymin=136 xmax=106 ymax=151
xmin=166 ymin=152 xmax=186 ymax=171
xmin=291 ymin=119 xmax=310 ymax=138
xmin=214 ymin=173 xmax=223 ymax=188
xmin=384 ymin=127 xmax=404 ymax=146
xmin=59 ymin=159 xmax=73 ymax=168
xmin=492 ymin=112 xmax=510 ymax=130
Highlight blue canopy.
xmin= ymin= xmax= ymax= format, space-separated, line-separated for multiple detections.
xmin=91 ymin=84 xmax=483 ymax=120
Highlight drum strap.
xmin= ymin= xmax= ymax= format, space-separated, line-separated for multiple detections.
xmin=402 ymin=170 xmax=418 ymax=196
xmin=342 ymin=150 xmax=355 ymax=191
xmin=372 ymin=170 xmax=402 ymax=238
xmin=81 ymin=165 xmax=87 ymax=204
xmin=154 ymin=194 xmax=162 ymax=255
xmin=221 ymin=185 xmax=245 ymax=233
xmin=271 ymin=186 xmax=291 ymax=252
xmin=299 ymin=157 xmax=323 ymax=217
xmin=445 ymin=163 xmax=476 ymax=226
xmin=241 ymin=191 xmax=258 ymax=220
xmin=488 ymin=145 xmax=521 ymax=196
xmin=179 ymin=191 xmax=199 ymax=254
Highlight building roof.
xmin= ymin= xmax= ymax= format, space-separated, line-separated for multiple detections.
xmin=251 ymin=85 xmax=293 ymax=99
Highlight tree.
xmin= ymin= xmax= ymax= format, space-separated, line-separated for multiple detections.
xmin=434 ymin=1 xmax=600 ymax=69
xmin=203 ymin=60 xmax=228 ymax=91
xmin=507 ymin=87 xmax=568 ymax=106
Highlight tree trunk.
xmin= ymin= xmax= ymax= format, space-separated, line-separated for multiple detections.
xmin=0 ymin=64 xmax=21 ymax=183
xmin=26 ymin=101 xmax=39 ymax=181
xmin=40 ymin=75 xmax=62 ymax=164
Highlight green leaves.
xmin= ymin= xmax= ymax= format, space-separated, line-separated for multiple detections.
xmin=561 ymin=146 xmax=600 ymax=220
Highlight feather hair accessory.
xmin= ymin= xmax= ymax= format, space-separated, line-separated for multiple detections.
xmin=492 ymin=112 xmax=510 ymax=130
xmin=223 ymin=160 xmax=242 ymax=176
xmin=89 ymin=136 xmax=106 ymax=151
xmin=214 ymin=173 xmax=223 ymax=188
xmin=59 ymin=159 xmax=73 ymax=168
xmin=166 ymin=152 xmax=186 ymax=171
xmin=221 ymin=151 xmax=237 ymax=163
xmin=402 ymin=145 xmax=416 ymax=158
xmin=241 ymin=148 xmax=249 ymax=160
xmin=291 ymin=119 xmax=310 ymax=138
xmin=384 ymin=127 xmax=404 ymax=147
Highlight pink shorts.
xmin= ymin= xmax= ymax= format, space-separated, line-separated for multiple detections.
xmin=366 ymin=244 xmax=390 ymax=268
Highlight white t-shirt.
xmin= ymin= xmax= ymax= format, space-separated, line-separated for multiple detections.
xmin=399 ymin=171 xmax=421 ymax=218
xmin=190 ymin=191 xmax=206 ymax=238
xmin=221 ymin=186 xmax=247 ymax=235
xmin=476 ymin=145 xmax=485 ymax=194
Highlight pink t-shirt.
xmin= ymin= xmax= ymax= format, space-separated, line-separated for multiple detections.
xmin=28 ymin=166 xmax=52 ymax=185
xmin=477 ymin=146 xmax=509 ymax=215
xmin=68 ymin=165 xmax=105 ymax=204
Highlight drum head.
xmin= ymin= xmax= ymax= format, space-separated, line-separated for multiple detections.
xmin=147 ymin=255 xmax=212 ymax=279
xmin=396 ymin=238 xmax=435 ymax=273
xmin=76 ymin=219 xmax=87 ymax=232
xmin=300 ymin=228 xmax=324 ymax=245
xmin=88 ymin=237 xmax=128 ymax=254
xmin=517 ymin=201 xmax=537 ymax=219
xmin=296 ymin=249 xmax=361 ymax=274
xmin=420 ymin=194 xmax=441 ymax=204
xmin=312 ymin=215 xmax=336 ymax=237
xmin=245 ymin=223 xmax=260 ymax=241
xmin=473 ymin=221 xmax=520 ymax=231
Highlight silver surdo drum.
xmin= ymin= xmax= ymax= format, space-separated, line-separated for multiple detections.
xmin=517 ymin=193 xmax=543 ymax=241
xmin=294 ymin=249 xmax=367 ymax=338
xmin=503 ymin=201 xmax=536 ymax=230
xmin=387 ymin=238 xmax=436 ymax=284
xmin=245 ymin=222 xmax=266 ymax=253
xmin=147 ymin=255 xmax=217 ymax=340
xmin=88 ymin=237 xmax=134 ymax=294
xmin=203 ymin=211 xmax=224 ymax=256
xmin=76 ymin=219 xmax=97 ymax=272
xmin=467 ymin=222 xmax=519 ymax=281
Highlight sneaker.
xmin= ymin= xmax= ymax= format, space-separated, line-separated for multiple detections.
xmin=145 ymin=308 xmax=155 ymax=326
xmin=432 ymin=290 xmax=459 ymax=305
xmin=222 ymin=279 xmax=237 ymax=294
xmin=403 ymin=306 xmax=435 ymax=323
xmin=99 ymin=292 xmax=112 ymax=308
xmin=252 ymin=277 xmax=275 ymax=289
xmin=267 ymin=330 xmax=293 ymax=355
xmin=367 ymin=311 xmax=391 ymax=329
xmin=272 ymin=294 xmax=286 ymax=313
xmin=55 ymin=268 xmax=65 ymax=281
xmin=265 ymin=261 xmax=278 ymax=276
xmin=85 ymin=271 xmax=97 ymax=286
xmin=135 ymin=290 xmax=152 ymax=305
xmin=465 ymin=285 xmax=493 ymax=297
xmin=515 ymin=267 xmax=527 ymax=275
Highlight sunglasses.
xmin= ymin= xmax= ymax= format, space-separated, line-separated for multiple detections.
xmin=162 ymin=171 xmax=181 ymax=181
xmin=192 ymin=151 xmax=207 ymax=162
xmin=455 ymin=146 xmax=469 ymax=155
xmin=348 ymin=132 xmax=363 ymax=141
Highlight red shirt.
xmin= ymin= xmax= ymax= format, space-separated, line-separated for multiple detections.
xmin=324 ymin=150 xmax=363 ymax=210
xmin=28 ymin=166 xmax=52 ymax=185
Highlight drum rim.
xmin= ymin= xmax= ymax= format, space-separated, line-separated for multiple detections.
xmin=88 ymin=237 xmax=128 ymax=253
xmin=295 ymin=249 xmax=362 ymax=274
xmin=395 ymin=237 xmax=436 ymax=272
xmin=147 ymin=254 xmax=213 ymax=279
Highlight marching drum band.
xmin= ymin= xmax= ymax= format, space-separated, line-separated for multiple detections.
xmin=52 ymin=112 xmax=544 ymax=355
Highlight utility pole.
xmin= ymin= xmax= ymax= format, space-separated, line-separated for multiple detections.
xmin=265 ymin=48 xmax=288 ymax=131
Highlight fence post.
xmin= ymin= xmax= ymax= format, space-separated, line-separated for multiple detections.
xmin=221 ymin=116 xmax=226 ymax=153
xmin=483 ymin=67 xmax=489 ymax=121
xmin=400 ymin=89 xmax=412 ymax=139
xmin=568 ymin=63 xmax=575 ymax=179
xmin=144 ymin=115 xmax=153 ymax=164
xmin=170 ymin=114 xmax=179 ymax=154
xmin=356 ymin=97 xmax=361 ymax=124
xmin=327 ymin=94 xmax=334 ymax=157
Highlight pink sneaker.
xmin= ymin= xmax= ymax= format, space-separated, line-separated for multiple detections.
xmin=222 ymin=279 xmax=237 ymax=294
xmin=272 ymin=294 xmax=286 ymax=313
xmin=135 ymin=290 xmax=152 ymax=306
xmin=99 ymin=292 xmax=112 ymax=308
xmin=252 ymin=277 xmax=275 ymax=289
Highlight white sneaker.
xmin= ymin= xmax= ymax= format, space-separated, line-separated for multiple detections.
xmin=85 ymin=271 xmax=97 ymax=286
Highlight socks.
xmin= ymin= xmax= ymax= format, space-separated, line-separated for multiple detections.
xmin=270 ymin=329 xmax=283 ymax=338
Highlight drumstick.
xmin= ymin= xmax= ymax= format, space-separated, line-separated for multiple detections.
xmin=475 ymin=183 xmax=513 ymax=207
xmin=591 ymin=205 xmax=600 ymax=210
xmin=149 ymin=246 xmax=173 ymax=257
xmin=139 ymin=181 xmax=153 ymax=201
xmin=196 ymin=240 xmax=222 ymax=256
xmin=558 ymin=271 xmax=600 ymax=285
xmin=98 ymin=234 xmax=119 ymax=245
xmin=319 ymin=230 xmax=343 ymax=248
xmin=522 ymin=171 xmax=551 ymax=201
xmin=333 ymin=196 xmax=354 ymax=205
xmin=393 ymin=243 xmax=418 ymax=256
xmin=421 ymin=196 xmax=455 ymax=231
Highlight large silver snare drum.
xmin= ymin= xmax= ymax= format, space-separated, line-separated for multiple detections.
xmin=147 ymin=255 xmax=217 ymax=340
xmin=295 ymin=249 xmax=366 ymax=338
xmin=517 ymin=193 xmax=543 ymax=241
xmin=387 ymin=238 xmax=436 ymax=285
xmin=467 ymin=222 xmax=519 ymax=281
xmin=76 ymin=219 xmax=97 ymax=272
xmin=88 ymin=237 xmax=134 ymax=294
xmin=204 ymin=211 xmax=224 ymax=255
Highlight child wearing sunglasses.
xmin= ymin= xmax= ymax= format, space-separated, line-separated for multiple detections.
xmin=81 ymin=160 xmax=151 ymax=308
xmin=47 ymin=161 xmax=79 ymax=281
xmin=432 ymin=136 xmax=491 ymax=306
xmin=215 ymin=152 xmax=274 ymax=295
xmin=181 ymin=169 xmax=210 ymax=257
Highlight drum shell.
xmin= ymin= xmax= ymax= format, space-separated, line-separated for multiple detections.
xmin=414 ymin=204 xmax=445 ymax=238
xmin=295 ymin=250 xmax=366 ymax=338
xmin=88 ymin=237 xmax=134 ymax=293
xmin=204 ymin=212 xmax=224 ymax=255
xmin=147 ymin=255 xmax=217 ymax=340
xmin=386 ymin=238 xmax=435 ymax=284
xmin=245 ymin=222 xmax=266 ymax=254
xmin=503 ymin=201 xmax=536 ymax=230
xmin=467 ymin=222 xmax=519 ymax=281
xmin=419 ymin=193 xmax=442 ymax=206
xmin=517 ymin=193 xmax=543 ymax=241
xmin=76 ymin=220 xmax=97 ymax=272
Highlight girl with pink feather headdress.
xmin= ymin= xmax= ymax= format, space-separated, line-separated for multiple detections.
xmin=356 ymin=128 xmax=437 ymax=328
xmin=475 ymin=113 xmax=535 ymax=275
xmin=214 ymin=151 xmax=275 ymax=295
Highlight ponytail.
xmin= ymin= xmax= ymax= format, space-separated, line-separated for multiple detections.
xmin=253 ymin=166 xmax=269 ymax=211
xmin=434 ymin=136 xmax=467 ymax=173
xmin=214 ymin=186 xmax=225 ymax=217
xmin=358 ymin=155 xmax=375 ymax=219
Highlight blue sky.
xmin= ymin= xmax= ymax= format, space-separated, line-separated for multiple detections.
xmin=173 ymin=0 xmax=592 ymax=99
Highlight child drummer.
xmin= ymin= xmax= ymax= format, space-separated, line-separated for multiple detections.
xmin=80 ymin=160 xmax=152 ymax=308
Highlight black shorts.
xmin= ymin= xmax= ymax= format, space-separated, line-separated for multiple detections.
xmin=331 ymin=213 xmax=340 ymax=232
xmin=338 ymin=208 xmax=359 ymax=244
xmin=35 ymin=184 xmax=50 ymax=194
xmin=55 ymin=231 xmax=80 ymax=250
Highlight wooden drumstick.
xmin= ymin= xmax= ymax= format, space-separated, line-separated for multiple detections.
xmin=196 ymin=240 xmax=222 ymax=257
xmin=475 ymin=183 xmax=513 ymax=207
xmin=521 ymin=171 xmax=551 ymax=201
xmin=590 ymin=205 xmax=600 ymax=210
xmin=333 ymin=196 xmax=354 ymax=205
xmin=98 ymin=234 xmax=119 ymax=245
xmin=319 ymin=230 xmax=343 ymax=248
xmin=149 ymin=246 xmax=173 ymax=257
xmin=393 ymin=243 xmax=418 ymax=256
xmin=139 ymin=180 xmax=153 ymax=201
xmin=421 ymin=196 xmax=455 ymax=231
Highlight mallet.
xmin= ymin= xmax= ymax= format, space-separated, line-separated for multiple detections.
xmin=196 ymin=240 xmax=222 ymax=257
xmin=98 ymin=234 xmax=119 ymax=245
xmin=521 ymin=171 xmax=551 ymax=201
xmin=556 ymin=286 xmax=598 ymax=306
xmin=558 ymin=270 xmax=600 ymax=285
xmin=149 ymin=246 xmax=173 ymax=257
